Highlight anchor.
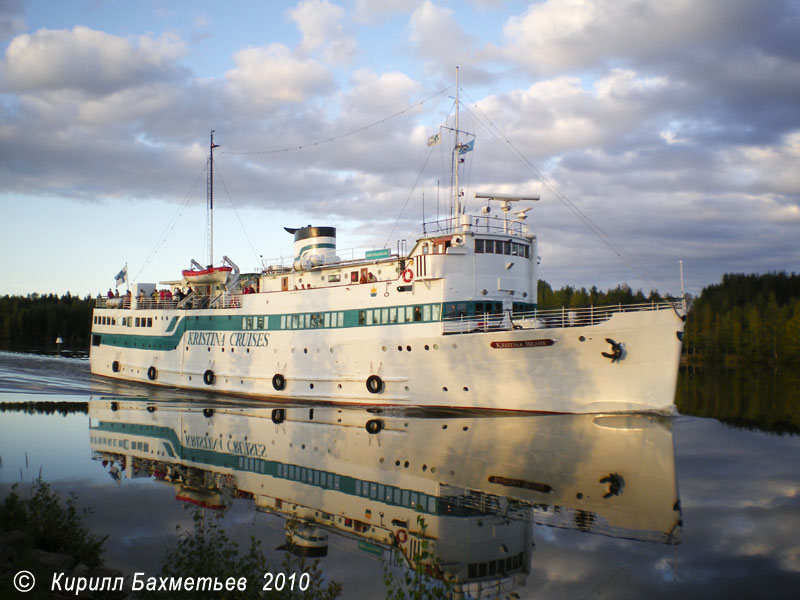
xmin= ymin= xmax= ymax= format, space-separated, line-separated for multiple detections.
xmin=601 ymin=338 xmax=625 ymax=363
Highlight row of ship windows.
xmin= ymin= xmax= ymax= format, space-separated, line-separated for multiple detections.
xmin=280 ymin=312 xmax=345 ymax=330
xmin=475 ymin=239 xmax=531 ymax=258
xmin=238 ymin=456 xmax=344 ymax=491
xmin=94 ymin=315 xmax=153 ymax=328
xmin=90 ymin=436 xmax=149 ymax=453
xmin=238 ymin=456 xmax=436 ymax=514
xmin=355 ymin=479 xmax=437 ymax=513
xmin=468 ymin=553 xmax=525 ymax=579
xmin=241 ymin=303 xmax=442 ymax=331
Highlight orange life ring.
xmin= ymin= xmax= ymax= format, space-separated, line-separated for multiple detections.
xmin=396 ymin=529 xmax=408 ymax=543
xmin=402 ymin=269 xmax=413 ymax=283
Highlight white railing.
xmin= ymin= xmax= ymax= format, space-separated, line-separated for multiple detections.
xmin=258 ymin=245 xmax=398 ymax=273
xmin=95 ymin=291 xmax=243 ymax=311
xmin=422 ymin=215 xmax=530 ymax=237
xmin=442 ymin=302 xmax=677 ymax=334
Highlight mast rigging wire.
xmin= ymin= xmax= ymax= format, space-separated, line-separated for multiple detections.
xmin=132 ymin=163 xmax=206 ymax=284
xmin=213 ymin=159 xmax=262 ymax=269
xmin=220 ymin=86 xmax=453 ymax=156
xmin=460 ymin=89 xmax=663 ymax=291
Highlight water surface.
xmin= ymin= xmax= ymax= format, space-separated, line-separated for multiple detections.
xmin=1 ymin=351 xmax=798 ymax=598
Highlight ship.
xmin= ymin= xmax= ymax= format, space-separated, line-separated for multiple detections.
xmin=88 ymin=398 xmax=681 ymax=596
xmin=90 ymin=81 xmax=686 ymax=414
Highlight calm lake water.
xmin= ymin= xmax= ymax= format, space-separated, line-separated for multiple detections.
xmin=1 ymin=350 xmax=798 ymax=599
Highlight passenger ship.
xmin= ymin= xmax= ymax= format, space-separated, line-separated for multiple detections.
xmin=90 ymin=97 xmax=685 ymax=413
xmin=89 ymin=399 xmax=681 ymax=596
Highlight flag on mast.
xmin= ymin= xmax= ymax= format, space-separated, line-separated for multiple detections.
xmin=114 ymin=265 xmax=127 ymax=287
xmin=457 ymin=139 xmax=475 ymax=154
xmin=427 ymin=132 xmax=441 ymax=146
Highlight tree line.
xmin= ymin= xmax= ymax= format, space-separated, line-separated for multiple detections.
xmin=683 ymin=272 xmax=800 ymax=364
xmin=0 ymin=293 xmax=94 ymax=351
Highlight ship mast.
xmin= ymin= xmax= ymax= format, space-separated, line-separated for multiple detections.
xmin=207 ymin=130 xmax=220 ymax=268
xmin=453 ymin=66 xmax=461 ymax=221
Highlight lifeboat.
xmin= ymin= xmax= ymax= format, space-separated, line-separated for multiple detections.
xmin=175 ymin=486 xmax=228 ymax=511
xmin=181 ymin=266 xmax=232 ymax=284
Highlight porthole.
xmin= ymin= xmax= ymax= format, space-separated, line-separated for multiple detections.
xmin=442 ymin=387 xmax=448 ymax=392
xmin=406 ymin=345 xmax=411 ymax=352
xmin=424 ymin=345 xmax=430 ymax=351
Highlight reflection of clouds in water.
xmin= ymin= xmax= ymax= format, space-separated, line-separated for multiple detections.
xmin=780 ymin=546 xmax=800 ymax=573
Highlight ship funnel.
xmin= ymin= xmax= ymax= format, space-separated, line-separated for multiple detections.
xmin=287 ymin=226 xmax=340 ymax=270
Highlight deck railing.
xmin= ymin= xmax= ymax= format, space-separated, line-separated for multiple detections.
xmin=422 ymin=215 xmax=530 ymax=237
xmin=95 ymin=291 xmax=243 ymax=311
xmin=442 ymin=301 xmax=679 ymax=334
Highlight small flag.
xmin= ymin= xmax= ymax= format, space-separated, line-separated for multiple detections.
xmin=457 ymin=139 xmax=475 ymax=155
xmin=114 ymin=265 xmax=127 ymax=287
xmin=427 ymin=132 xmax=441 ymax=147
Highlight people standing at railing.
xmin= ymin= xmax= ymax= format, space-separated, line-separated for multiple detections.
xmin=124 ymin=290 xmax=131 ymax=308
xmin=107 ymin=288 xmax=114 ymax=299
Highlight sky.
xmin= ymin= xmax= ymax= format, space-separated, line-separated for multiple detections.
xmin=1 ymin=0 xmax=799 ymax=298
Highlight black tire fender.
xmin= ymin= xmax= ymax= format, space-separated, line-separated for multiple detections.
xmin=366 ymin=375 xmax=384 ymax=394
xmin=272 ymin=373 xmax=286 ymax=391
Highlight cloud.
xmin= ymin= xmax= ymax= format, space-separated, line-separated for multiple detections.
xmin=0 ymin=26 xmax=186 ymax=96
xmin=224 ymin=43 xmax=335 ymax=112
xmin=353 ymin=0 xmax=422 ymax=24
xmin=288 ymin=0 xmax=357 ymax=64
xmin=407 ymin=0 xmax=485 ymax=79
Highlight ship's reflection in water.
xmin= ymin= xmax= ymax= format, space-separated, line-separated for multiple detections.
xmin=88 ymin=399 xmax=681 ymax=598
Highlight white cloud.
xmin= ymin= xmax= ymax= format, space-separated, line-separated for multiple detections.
xmin=288 ymin=0 xmax=357 ymax=64
xmin=353 ymin=0 xmax=421 ymax=24
xmin=0 ymin=26 xmax=185 ymax=96
xmin=408 ymin=0 xmax=475 ymax=76
xmin=224 ymin=43 xmax=334 ymax=112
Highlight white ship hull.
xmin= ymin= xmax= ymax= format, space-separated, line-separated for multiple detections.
xmin=90 ymin=298 xmax=684 ymax=414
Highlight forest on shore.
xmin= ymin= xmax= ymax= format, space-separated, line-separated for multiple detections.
xmin=1 ymin=272 xmax=798 ymax=364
